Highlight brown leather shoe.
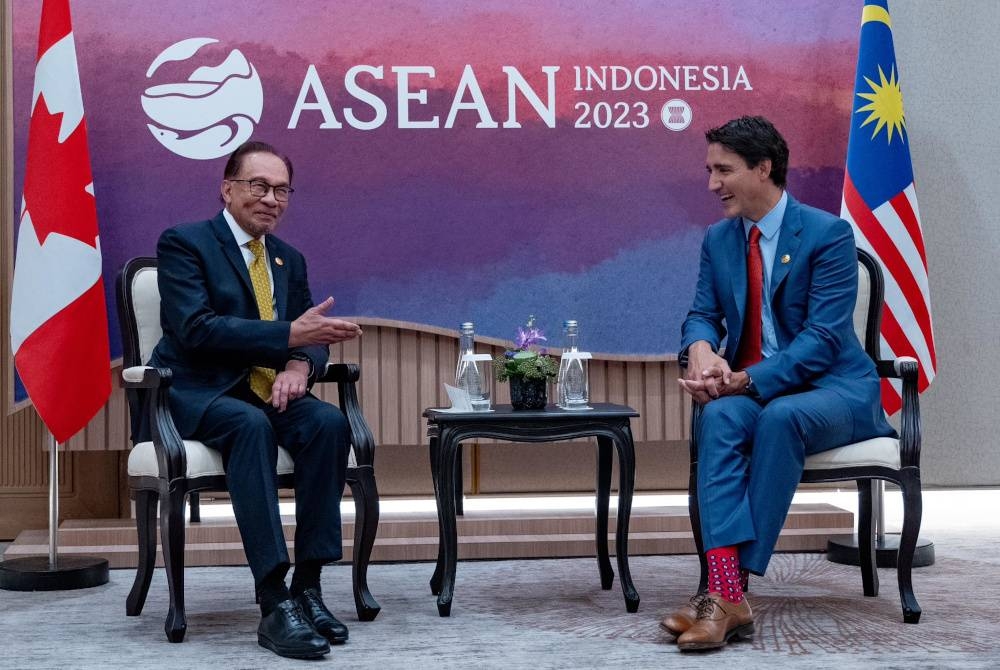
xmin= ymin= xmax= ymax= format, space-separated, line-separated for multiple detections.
xmin=660 ymin=593 xmax=710 ymax=637
xmin=677 ymin=593 xmax=754 ymax=652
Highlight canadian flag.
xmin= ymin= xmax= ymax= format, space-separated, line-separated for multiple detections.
xmin=10 ymin=0 xmax=110 ymax=443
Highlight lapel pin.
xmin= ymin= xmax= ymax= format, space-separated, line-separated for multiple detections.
xmin=780 ymin=254 xmax=791 ymax=264
xmin=274 ymin=257 xmax=284 ymax=266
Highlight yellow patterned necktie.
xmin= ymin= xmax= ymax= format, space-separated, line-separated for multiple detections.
xmin=246 ymin=239 xmax=276 ymax=402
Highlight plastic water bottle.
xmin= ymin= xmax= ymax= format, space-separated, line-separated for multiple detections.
xmin=455 ymin=322 xmax=490 ymax=411
xmin=558 ymin=320 xmax=589 ymax=409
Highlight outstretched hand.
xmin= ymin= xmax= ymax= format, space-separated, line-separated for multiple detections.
xmin=289 ymin=297 xmax=362 ymax=347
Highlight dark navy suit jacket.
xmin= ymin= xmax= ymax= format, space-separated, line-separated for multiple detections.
xmin=149 ymin=212 xmax=328 ymax=438
xmin=680 ymin=195 xmax=893 ymax=441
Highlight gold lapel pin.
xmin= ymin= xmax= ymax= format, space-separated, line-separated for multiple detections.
xmin=275 ymin=257 xmax=284 ymax=266
xmin=780 ymin=254 xmax=791 ymax=264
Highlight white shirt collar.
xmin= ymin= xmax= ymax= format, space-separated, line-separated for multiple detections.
xmin=222 ymin=208 xmax=264 ymax=250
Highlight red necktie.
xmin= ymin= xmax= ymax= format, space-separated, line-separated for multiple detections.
xmin=734 ymin=225 xmax=763 ymax=370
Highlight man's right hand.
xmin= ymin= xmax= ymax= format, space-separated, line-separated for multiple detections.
xmin=679 ymin=340 xmax=731 ymax=403
xmin=289 ymin=297 xmax=362 ymax=347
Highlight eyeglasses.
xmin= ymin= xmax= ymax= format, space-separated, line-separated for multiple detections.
xmin=228 ymin=179 xmax=295 ymax=202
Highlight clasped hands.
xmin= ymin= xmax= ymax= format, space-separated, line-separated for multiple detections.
xmin=677 ymin=341 xmax=750 ymax=405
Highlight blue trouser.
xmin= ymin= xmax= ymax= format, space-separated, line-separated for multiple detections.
xmin=196 ymin=388 xmax=350 ymax=585
xmin=696 ymin=386 xmax=874 ymax=575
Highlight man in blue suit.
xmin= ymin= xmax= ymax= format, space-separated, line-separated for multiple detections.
xmin=663 ymin=117 xmax=894 ymax=651
xmin=151 ymin=141 xmax=362 ymax=659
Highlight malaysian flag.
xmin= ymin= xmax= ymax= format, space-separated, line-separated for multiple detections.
xmin=840 ymin=0 xmax=935 ymax=415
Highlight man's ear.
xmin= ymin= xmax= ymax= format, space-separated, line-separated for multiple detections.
xmin=756 ymin=158 xmax=773 ymax=182
xmin=220 ymin=180 xmax=232 ymax=204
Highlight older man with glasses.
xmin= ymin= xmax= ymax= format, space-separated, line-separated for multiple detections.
xmin=148 ymin=140 xmax=362 ymax=659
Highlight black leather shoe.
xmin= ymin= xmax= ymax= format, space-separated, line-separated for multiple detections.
xmin=257 ymin=599 xmax=330 ymax=659
xmin=295 ymin=588 xmax=349 ymax=644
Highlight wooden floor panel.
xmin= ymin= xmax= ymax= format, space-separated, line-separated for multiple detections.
xmin=4 ymin=504 xmax=852 ymax=569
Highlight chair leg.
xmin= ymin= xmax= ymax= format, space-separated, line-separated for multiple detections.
xmin=857 ymin=479 xmax=879 ymax=597
xmin=688 ymin=458 xmax=708 ymax=594
xmin=160 ymin=489 xmax=188 ymax=642
xmin=896 ymin=471 xmax=923 ymax=623
xmin=347 ymin=466 xmax=381 ymax=621
xmin=188 ymin=492 xmax=201 ymax=523
xmin=127 ymin=489 xmax=158 ymax=616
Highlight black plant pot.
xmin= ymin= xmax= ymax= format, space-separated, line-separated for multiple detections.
xmin=509 ymin=376 xmax=548 ymax=410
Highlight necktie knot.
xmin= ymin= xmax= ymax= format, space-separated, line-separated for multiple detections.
xmin=247 ymin=239 xmax=265 ymax=260
xmin=748 ymin=225 xmax=762 ymax=246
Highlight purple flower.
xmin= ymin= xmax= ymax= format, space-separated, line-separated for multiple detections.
xmin=515 ymin=326 xmax=547 ymax=350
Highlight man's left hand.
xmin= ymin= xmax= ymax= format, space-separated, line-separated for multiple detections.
xmin=677 ymin=369 xmax=751 ymax=404
xmin=271 ymin=360 xmax=310 ymax=412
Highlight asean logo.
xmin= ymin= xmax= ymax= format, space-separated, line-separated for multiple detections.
xmin=141 ymin=38 xmax=263 ymax=160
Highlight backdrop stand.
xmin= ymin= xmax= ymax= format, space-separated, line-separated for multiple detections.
xmin=0 ymin=433 xmax=109 ymax=591
xmin=826 ymin=481 xmax=935 ymax=568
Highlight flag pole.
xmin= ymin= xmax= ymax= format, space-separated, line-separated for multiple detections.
xmin=48 ymin=432 xmax=59 ymax=567
xmin=0 ymin=430 xmax=109 ymax=591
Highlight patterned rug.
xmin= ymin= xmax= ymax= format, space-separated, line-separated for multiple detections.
xmin=1 ymin=530 xmax=998 ymax=669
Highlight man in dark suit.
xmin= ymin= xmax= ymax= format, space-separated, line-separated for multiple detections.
xmin=663 ymin=117 xmax=895 ymax=651
xmin=151 ymin=141 xmax=362 ymax=659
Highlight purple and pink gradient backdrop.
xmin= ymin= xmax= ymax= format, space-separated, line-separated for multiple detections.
xmin=11 ymin=0 xmax=858 ymax=378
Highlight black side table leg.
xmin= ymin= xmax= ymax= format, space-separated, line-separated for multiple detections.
xmin=455 ymin=446 xmax=464 ymax=517
xmin=613 ymin=428 xmax=640 ymax=613
xmin=436 ymin=433 xmax=460 ymax=617
xmin=429 ymin=436 xmax=443 ymax=595
xmin=595 ymin=436 xmax=615 ymax=590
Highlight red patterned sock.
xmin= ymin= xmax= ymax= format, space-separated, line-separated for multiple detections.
xmin=705 ymin=546 xmax=744 ymax=604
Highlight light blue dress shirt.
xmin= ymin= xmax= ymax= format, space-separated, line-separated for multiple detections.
xmin=742 ymin=190 xmax=788 ymax=359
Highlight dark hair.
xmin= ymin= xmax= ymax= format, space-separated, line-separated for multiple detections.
xmin=223 ymin=141 xmax=294 ymax=183
xmin=705 ymin=116 xmax=788 ymax=188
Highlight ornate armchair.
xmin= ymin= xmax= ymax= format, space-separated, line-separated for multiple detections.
xmin=686 ymin=248 xmax=923 ymax=623
xmin=116 ymin=256 xmax=380 ymax=642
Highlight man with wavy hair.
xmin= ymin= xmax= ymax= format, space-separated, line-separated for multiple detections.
xmin=666 ymin=117 xmax=894 ymax=651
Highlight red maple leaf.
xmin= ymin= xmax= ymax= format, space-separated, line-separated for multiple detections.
xmin=21 ymin=94 xmax=99 ymax=246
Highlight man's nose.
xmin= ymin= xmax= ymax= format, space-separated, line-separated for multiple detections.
xmin=708 ymin=174 xmax=720 ymax=191
xmin=260 ymin=188 xmax=279 ymax=205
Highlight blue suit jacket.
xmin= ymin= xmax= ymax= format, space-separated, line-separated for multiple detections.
xmin=680 ymin=195 xmax=893 ymax=439
xmin=149 ymin=212 xmax=328 ymax=438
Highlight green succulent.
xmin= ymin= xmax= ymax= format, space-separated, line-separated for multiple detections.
xmin=494 ymin=350 xmax=560 ymax=382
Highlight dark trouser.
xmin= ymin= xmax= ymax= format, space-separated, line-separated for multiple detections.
xmin=197 ymin=386 xmax=349 ymax=585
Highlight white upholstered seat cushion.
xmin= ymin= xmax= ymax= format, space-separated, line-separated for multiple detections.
xmin=127 ymin=438 xmax=357 ymax=479
xmin=803 ymin=436 xmax=901 ymax=471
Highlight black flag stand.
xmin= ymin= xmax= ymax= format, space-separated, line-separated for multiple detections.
xmin=826 ymin=480 xmax=935 ymax=568
xmin=0 ymin=432 xmax=109 ymax=590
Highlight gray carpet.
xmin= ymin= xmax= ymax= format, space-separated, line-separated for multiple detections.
xmin=2 ymin=526 xmax=999 ymax=670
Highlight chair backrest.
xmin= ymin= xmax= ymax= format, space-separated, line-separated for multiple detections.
xmin=853 ymin=248 xmax=884 ymax=362
xmin=116 ymin=257 xmax=161 ymax=368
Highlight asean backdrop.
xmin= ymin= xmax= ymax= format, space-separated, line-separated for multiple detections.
xmin=10 ymin=0 xmax=858 ymax=399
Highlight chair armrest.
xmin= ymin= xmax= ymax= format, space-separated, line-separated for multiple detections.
xmin=875 ymin=356 xmax=922 ymax=469
xmin=318 ymin=363 xmax=376 ymax=467
xmin=120 ymin=366 xmax=188 ymax=487
xmin=317 ymin=362 xmax=360 ymax=384
xmin=122 ymin=365 xmax=173 ymax=388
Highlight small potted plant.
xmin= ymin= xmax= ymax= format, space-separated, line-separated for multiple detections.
xmin=493 ymin=316 xmax=560 ymax=410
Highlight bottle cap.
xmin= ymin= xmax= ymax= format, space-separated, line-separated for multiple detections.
xmin=460 ymin=322 xmax=475 ymax=331
xmin=563 ymin=320 xmax=578 ymax=328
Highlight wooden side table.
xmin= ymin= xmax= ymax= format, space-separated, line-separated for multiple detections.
xmin=423 ymin=403 xmax=640 ymax=616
